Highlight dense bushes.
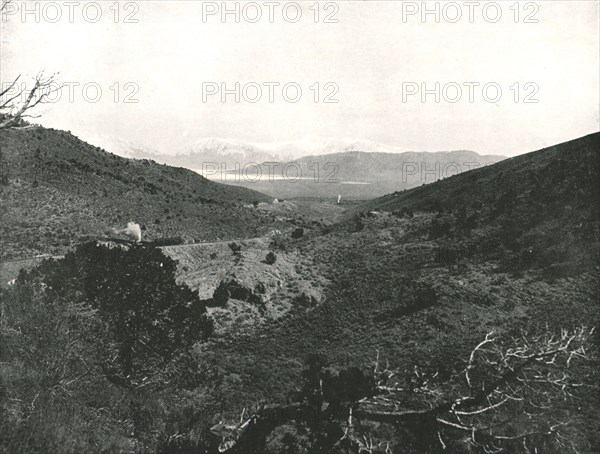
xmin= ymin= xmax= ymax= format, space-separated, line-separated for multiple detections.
xmin=428 ymin=217 xmax=452 ymax=239
xmin=27 ymin=242 xmax=213 ymax=376
xmin=0 ymin=273 xmax=128 ymax=452
xmin=0 ymin=242 xmax=215 ymax=452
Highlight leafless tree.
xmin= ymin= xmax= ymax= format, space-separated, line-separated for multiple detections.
xmin=210 ymin=326 xmax=595 ymax=454
xmin=1 ymin=1 xmax=62 ymax=129
xmin=0 ymin=71 xmax=62 ymax=129
xmin=353 ymin=326 xmax=594 ymax=453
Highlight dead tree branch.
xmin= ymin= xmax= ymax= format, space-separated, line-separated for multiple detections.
xmin=212 ymin=327 xmax=593 ymax=454
xmin=0 ymin=71 xmax=62 ymax=129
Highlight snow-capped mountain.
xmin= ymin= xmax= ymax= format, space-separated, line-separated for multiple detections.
xmin=254 ymin=135 xmax=410 ymax=156
xmin=85 ymin=134 xmax=415 ymax=163
xmin=161 ymin=135 xmax=421 ymax=167
xmin=78 ymin=132 xmax=506 ymax=199
xmin=81 ymin=135 xmax=421 ymax=169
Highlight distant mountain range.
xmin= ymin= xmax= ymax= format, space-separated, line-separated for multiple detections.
xmin=86 ymin=135 xmax=506 ymax=200
xmin=215 ymin=149 xmax=505 ymax=200
xmin=85 ymin=134 xmax=444 ymax=163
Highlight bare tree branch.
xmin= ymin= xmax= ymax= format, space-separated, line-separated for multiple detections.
xmin=210 ymin=327 xmax=593 ymax=454
xmin=0 ymin=0 xmax=14 ymax=13
xmin=466 ymin=330 xmax=495 ymax=389
xmin=0 ymin=75 xmax=20 ymax=100
xmin=0 ymin=71 xmax=62 ymax=129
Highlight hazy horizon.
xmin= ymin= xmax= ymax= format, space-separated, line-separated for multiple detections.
xmin=83 ymin=132 xmax=516 ymax=159
xmin=2 ymin=1 xmax=599 ymax=157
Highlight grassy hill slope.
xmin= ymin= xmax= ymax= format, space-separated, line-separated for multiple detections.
xmin=0 ymin=126 xmax=281 ymax=260
xmin=357 ymin=133 xmax=598 ymax=222
xmin=353 ymin=132 xmax=600 ymax=273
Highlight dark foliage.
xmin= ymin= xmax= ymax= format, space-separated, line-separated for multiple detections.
xmin=212 ymin=280 xmax=231 ymax=306
xmin=17 ymin=242 xmax=213 ymax=377
xmin=0 ymin=243 xmax=218 ymax=453
xmin=265 ymin=252 xmax=277 ymax=265
xmin=228 ymin=242 xmax=242 ymax=254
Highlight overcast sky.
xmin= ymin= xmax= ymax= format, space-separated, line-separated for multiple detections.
xmin=1 ymin=0 xmax=599 ymax=156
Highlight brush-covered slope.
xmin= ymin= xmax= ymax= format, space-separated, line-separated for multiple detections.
xmin=192 ymin=133 xmax=599 ymax=452
xmin=354 ymin=132 xmax=600 ymax=273
xmin=1 ymin=132 xmax=598 ymax=453
xmin=0 ymin=126 xmax=281 ymax=260
xmin=357 ymin=133 xmax=599 ymax=213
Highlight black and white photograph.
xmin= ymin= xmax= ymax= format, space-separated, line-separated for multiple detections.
xmin=1 ymin=1 xmax=599 ymax=453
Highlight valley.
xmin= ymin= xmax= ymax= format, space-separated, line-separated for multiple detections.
xmin=2 ymin=1 xmax=598 ymax=451
xmin=123 ymin=141 xmax=506 ymax=200
xmin=1 ymin=128 xmax=599 ymax=454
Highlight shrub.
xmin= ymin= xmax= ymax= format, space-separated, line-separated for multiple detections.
xmin=0 ymin=246 xmax=217 ymax=453
xmin=265 ymin=251 xmax=277 ymax=265
xmin=255 ymin=282 xmax=267 ymax=294
xmin=428 ymin=218 xmax=451 ymax=239
xmin=291 ymin=228 xmax=304 ymax=239
xmin=17 ymin=242 xmax=214 ymax=377
xmin=353 ymin=216 xmax=365 ymax=232
xmin=212 ymin=281 xmax=231 ymax=306
xmin=228 ymin=242 xmax=242 ymax=254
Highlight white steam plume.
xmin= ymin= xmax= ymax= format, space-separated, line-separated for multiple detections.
xmin=114 ymin=222 xmax=142 ymax=242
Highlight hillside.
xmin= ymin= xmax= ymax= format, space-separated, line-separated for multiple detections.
xmin=0 ymin=126 xmax=283 ymax=260
xmin=356 ymin=132 xmax=599 ymax=215
xmin=291 ymin=149 xmax=504 ymax=182
xmin=216 ymin=149 xmax=505 ymax=199
xmin=353 ymin=132 xmax=600 ymax=273
xmin=186 ymin=133 xmax=600 ymax=452
xmin=1 ymin=131 xmax=599 ymax=453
